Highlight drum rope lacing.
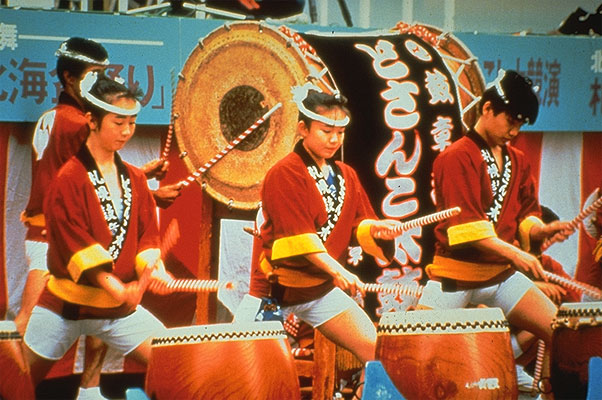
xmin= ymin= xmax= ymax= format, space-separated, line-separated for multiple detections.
xmin=151 ymin=329 xmax=288 ymax=345
xmin=377 ymin=319 xmax=509 ymax=334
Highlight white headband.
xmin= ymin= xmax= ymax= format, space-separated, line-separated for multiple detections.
xmin=486 ymin=69 xmax=509 ymax=104
xmin=291 ymin=83 xmax=350 ymax=127
xmin=55 ymin=42 xmax=110 ymax=66
xmin=485 ymin=69 xmax=539 ymax=124
xmin=80 ymin=72 xmax=141 ymax=116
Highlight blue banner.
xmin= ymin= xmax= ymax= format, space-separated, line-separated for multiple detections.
xmin=1 ymin=8 xmax=601 ymax=131
xmin=456 ymin=32 xmax=602 ymax=131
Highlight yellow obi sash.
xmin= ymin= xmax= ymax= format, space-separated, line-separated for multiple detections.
xmin=47 ymin=276 xmax=122 ymax=308
xmin=425 ymin=255 xmax=511 ymax=282
xmin=259 ymin=252 xmax=330 ymax=288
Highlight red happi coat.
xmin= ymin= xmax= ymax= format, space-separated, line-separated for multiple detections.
xmin=38 ymin=147 xmax=160 ymax=319
xmin=249 ymin=142 xmax=388 ymax=305
xmin=23 ymin=92 xmax=89 ymax=241
xmin=427 ymin=131 xmax=542 ymax=284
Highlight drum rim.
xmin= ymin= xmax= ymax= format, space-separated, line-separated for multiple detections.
xmin=552 ymin=301 xmax=602 ymax=329
xmin=151 ymin=321 xmax=288 ymax=346
xmin=556 ymin=301 xmax=602 ymax=313
xmin=173 ymin=21 xmax=311 ymax=210
xmin=0 ymin=320 xmax=21 ymax=340
xmin=377 ymin=307 xmax=510 ymax=335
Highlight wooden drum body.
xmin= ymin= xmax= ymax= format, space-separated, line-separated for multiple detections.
xmin=0 ymin=321 xmax=34 ymax=399
xmin=145 ymin=321 xmax=301 ymax=399
xmin=551 ymin=301 xmax=602 ymax=399
xmin=376 ymin=308 xmax=517 ymax=399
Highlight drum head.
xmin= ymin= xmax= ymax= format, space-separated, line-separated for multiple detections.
xmin=395 ymin=22 xmax=486 ymax=130
xmin=174 ymin=22 xmax=308 ymax=210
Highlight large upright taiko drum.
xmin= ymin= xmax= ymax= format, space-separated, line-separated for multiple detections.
xmin=145 ymin=321 xmax=301 ymax=399
xmin=173 ymin=21 xmax=337 ymax=210
xmin=393 ymin=22 xmax=486 ymax=130
xmin=376 ymin=308 xmax=517 ymax=399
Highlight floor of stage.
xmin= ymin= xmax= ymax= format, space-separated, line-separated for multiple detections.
xmin=36 ymin=374 xmax=145 ymax=400
xmin=36 ymin=373 xmax=540 ymax=399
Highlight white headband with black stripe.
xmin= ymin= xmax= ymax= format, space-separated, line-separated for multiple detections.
xmin=80 ymin=72 xmax=141 ymax=116
xmin=291 ymin=83 xmax=350 ymax=127
xmin=55 ymin=41 xmax=109 ymax=66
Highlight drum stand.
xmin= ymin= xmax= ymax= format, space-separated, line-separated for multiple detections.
xmin=126 ymin=0 xmax=247 ymax=19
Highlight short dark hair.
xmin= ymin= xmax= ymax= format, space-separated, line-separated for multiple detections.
xmin=541 ymin=205 xmax=560 ymax=224
xmin=299 ymin=90 xmax=350 ymax=126
xmin=56 ymin=37 xmax=108 ymax=86
xmin=478 ymin=70 xmax=539 ymax=125
xmin=83 ymin=73 xmax=142 ymax=122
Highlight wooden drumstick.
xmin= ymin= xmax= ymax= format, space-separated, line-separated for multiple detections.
xmin=374 ymin=206 xmax=461 ymax=239
xmin=541 ymin=196 xmax=602 ymax=251
xmin=160 ymin=219 xmax=180 ymax=257
xmin=160 ymin=68 xmax=179 ymax=161
xmin=543 ymin=270 xmax=602 ymax=300
xmin=532 ymin=339 xmax=546 ymax=394
xmin=149 ymin=279 xmax=234 ymax=294
xmin=179 ymin=102 xmax=282 ymax=188
xmin=361 ymin=282 xmax=424 ymax=299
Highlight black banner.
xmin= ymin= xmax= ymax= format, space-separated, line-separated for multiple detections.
xmin=300 ymin=31 xmax=464 ymax=319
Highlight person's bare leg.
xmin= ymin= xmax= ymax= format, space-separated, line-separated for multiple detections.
xmin=515 ymin=330 xmax=538 ymax=366
xmin=507 ymin=287 xmax=557 ymax=396
xmin=14 ymin=270 xmax=48 ymax=335
xmin=24 ymin=344 xmax=55 ymax=388
xmin=80 ymin=336 xmax=108 ymax=388
xmin=317 ymin=307 xmax=376 ymax=398
xmin=128 ymin=337 xmax=152 ymax=366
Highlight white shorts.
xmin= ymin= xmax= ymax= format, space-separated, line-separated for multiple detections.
xmin=24 ymin=305 xmax=165 ymax=360
xmin=418 ymin=272 xmax=535 ymax=315
xmin=25 ymin=240 xmax=49 ymax=272
xmin=234 ymin=287 xmax=358 ymax=328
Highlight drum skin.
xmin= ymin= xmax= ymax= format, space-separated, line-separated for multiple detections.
xmin=551 ymin=301 xmax=602 ymax=399
xmin=145 ymin=322 xmax=301 ymax=399
xmin=0 ymin=321 xmax=35 ymax=400
xmin=174 ymin=21 xmax=314 ymax=210
xmin=376 ymin=308 xmax=517 ymax=399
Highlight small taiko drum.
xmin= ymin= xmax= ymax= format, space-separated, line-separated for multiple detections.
xmin=145 ymin=321 xmax=301 ymax=399
xmin=376 ymin=308 xmax=517 ymax=399
xmin=551 ymin=301 xmax=602 ymax=399
xmin=0 ymin=321 xmax=34 ymax=400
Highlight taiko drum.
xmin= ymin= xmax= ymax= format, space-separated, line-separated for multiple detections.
xmin=0 ymin=321 xmax=34 ymax=399
xmin=394 ymin=22 xmax=486 ymax=130
xmin=376 ymin=308 xmax=517 ymax=399
xmin=551 ymin=301 xmax=602 ymax=399
xmin=145 ymin=321 xmax=301 ymax=399
xmin=173 ymin=21 xmax=338 ymax=210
